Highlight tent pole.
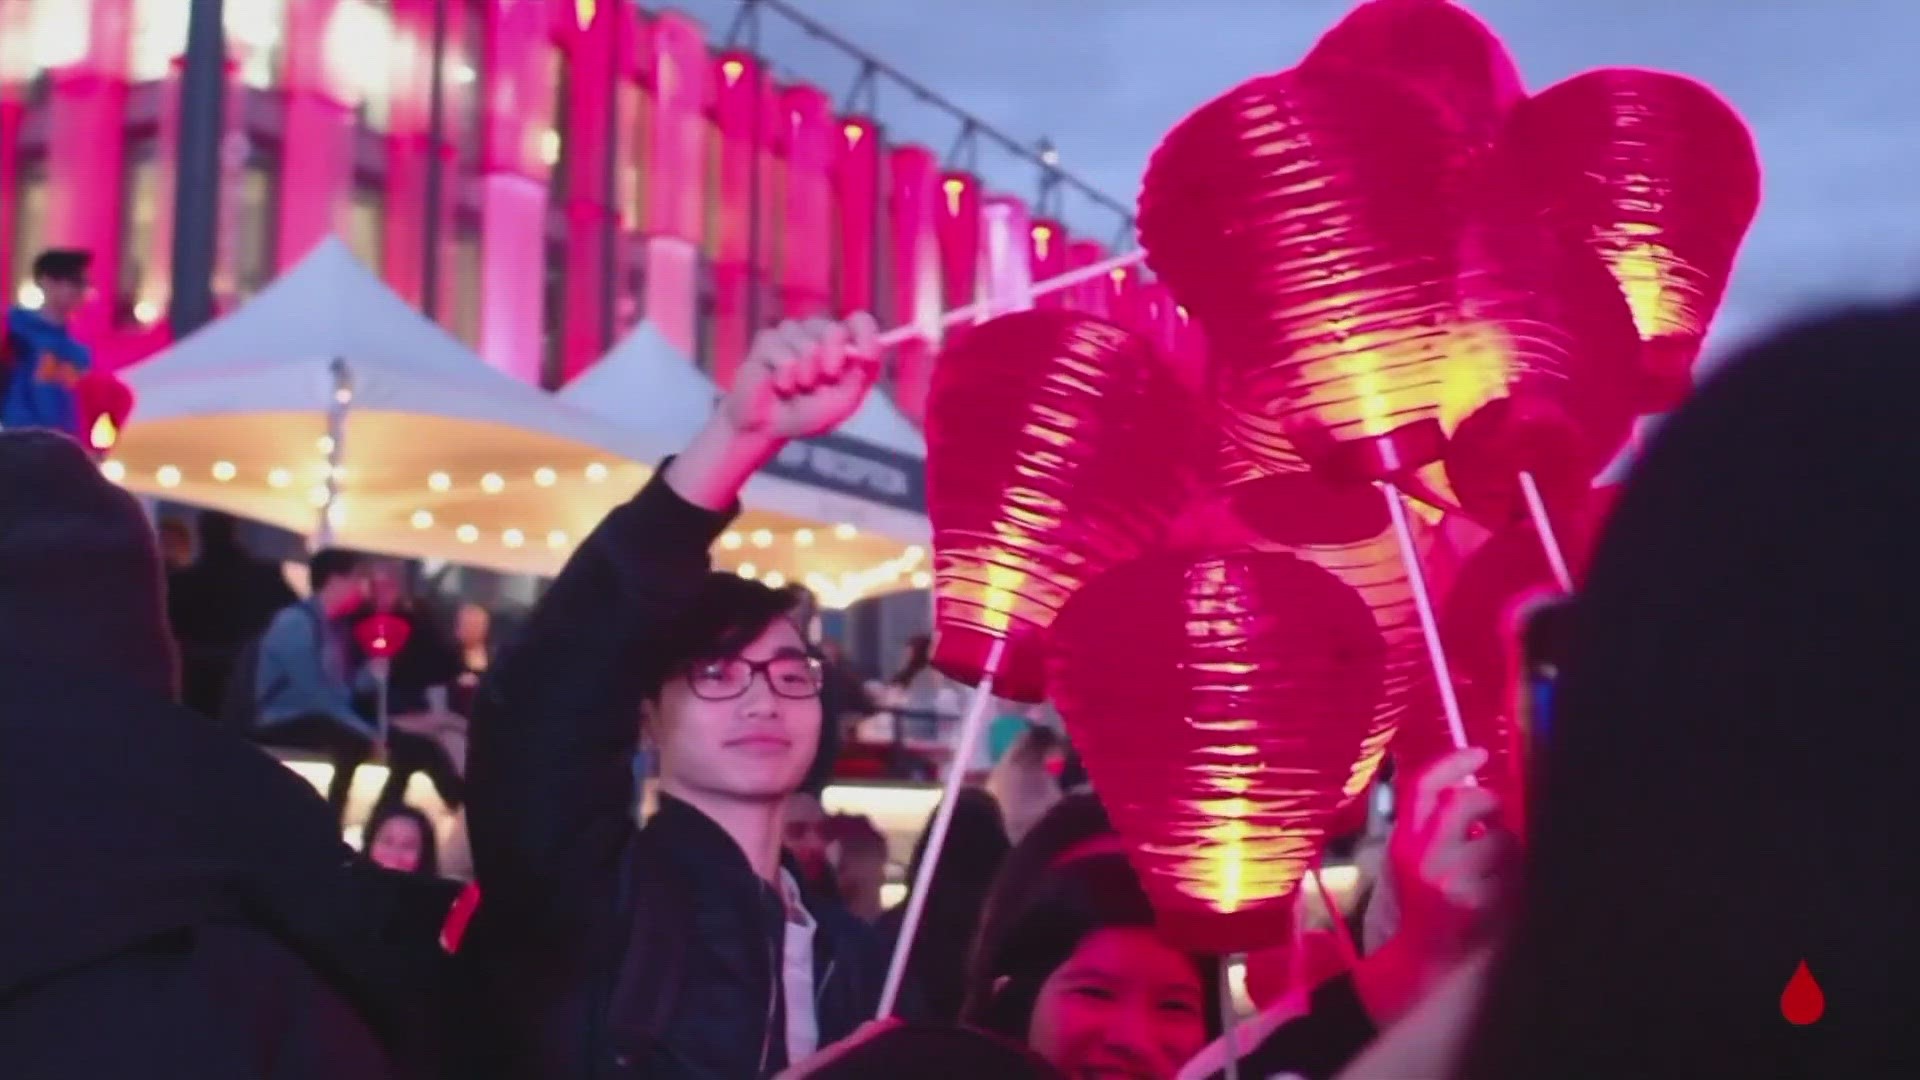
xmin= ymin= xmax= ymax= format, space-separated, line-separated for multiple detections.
xmin=316 ymin=357 xmax=352 ymax=550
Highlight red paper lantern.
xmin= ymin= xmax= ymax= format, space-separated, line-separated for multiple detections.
xmin=1440 ymin=207 xmax=1643 ymax=528
xmin=1138 ymin=63 xmax=1468 ymax=479
xmin=1049 ymin=551 xmax=1387 ymax=954
xmin=73 ymin=371 xmax=135 ymax=456
xmin=354 ymin=613 xmax=412 ymax=661
xmin=1491 ymin=69 xmax=1761 ymax=412
xmin=924 ymin=310 xmax=1204 ymax=702
xmin=1303 ymin=0 xmax=1524 ymax=147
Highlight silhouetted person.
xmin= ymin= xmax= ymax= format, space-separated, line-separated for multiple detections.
xmin=168 ymin=510 xmax=297 ymax=718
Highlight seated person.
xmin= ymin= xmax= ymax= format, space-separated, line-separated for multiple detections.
xmin=253 ymin=548 xmax=378 ymax=818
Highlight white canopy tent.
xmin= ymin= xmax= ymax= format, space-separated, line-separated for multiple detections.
xmin=114 ymin=239 xmax=650 ymax=575
xmin=558 ymin=322 xmax=931 ymax=605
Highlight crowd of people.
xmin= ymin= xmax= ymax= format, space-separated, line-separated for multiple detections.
xmin=3 ymin=300 xmax=1915 ymax=1079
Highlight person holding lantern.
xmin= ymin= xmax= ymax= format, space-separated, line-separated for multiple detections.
xmin=461 ymin=313 xmax=910 ymax=1078
xmin=1 ymin=249 xmax=94 ymax=438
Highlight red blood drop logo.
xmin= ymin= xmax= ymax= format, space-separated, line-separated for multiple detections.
xmin=1780 ymin=960 xmax=1824 ymax=1026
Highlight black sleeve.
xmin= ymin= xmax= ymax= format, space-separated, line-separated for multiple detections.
xmin=1220 ymin=973 xmax=1378 ymax=1080
xmin=466 ymin=467 xmax=737 ymax=919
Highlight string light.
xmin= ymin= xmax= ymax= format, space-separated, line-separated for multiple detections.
xmin=316 ymin=435 xmax=335 ymax=454
xmin=585 ymin=462 xmax=609 ymax=482
xmin=764 ymin=571 xmax=787 ymax=588
xmin=534 ymin=467 xmax=557 ymax=487
xmin=267 ymin=468 xmax=291 ymax=489
xmin=910 ymin=571 xmax=932 ymax=589
xmin=834 ymin=523 xmax=858 ymax=540
xmin=503 ymin=528 xmax=525 ymax=549
xmin=101 ymin=460 xmax=126 ymax=482
xmin=212 ymin=460 xmax=237 ymax=481
xmin=306 ymin=484 xmax=331 ymax=508
xmin=547 ymin=530 xmax=570 ymax=550
xmin=456 ymin=524 xmax=479 ymax=544
xmin=156 ymin=465 xmax=182 ymax=488
xmin=738 ymin=562 xmax=759 ymax=580
xmin=794 ymin=528 xmax=815 ymax=547
xmin=721 ymin=531 xmax=744 ymax=550
xmin=428 ymin=472 xmax=451 ymax=492
xmin=750 ymin=529 xmax=774 ymax=549
xmin=411 ymin=510 xmax=434 ymax=529
xmin=481 ymin=472 xmax=505 ymax=494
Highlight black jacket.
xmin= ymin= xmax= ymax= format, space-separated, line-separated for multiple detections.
xmin=463 ymin=471 xmax=899 ymax=1079
xmin=0 ymin=657 xmax=459 ymax=1079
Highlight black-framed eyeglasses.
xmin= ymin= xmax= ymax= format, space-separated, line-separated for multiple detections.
xmin=684 ymin=653 xmax=825 ymax=701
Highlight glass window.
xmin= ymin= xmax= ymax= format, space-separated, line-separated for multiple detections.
xmin=447 ymin=0 xmax=486 ymax=165
xmin=450 ymin=229 xmax=482 ymax=348
xmin=544 ymin=44 xmax=569 ymax=200
xmin=10 ymin=164 xmax=48 ymax=304
xmin=618 ymin=80 xmax=646 ymax=232
xmin=233 ymin=160 xmax=279 ymax=296
xmin=117 ymin=149 xmax=162 ymax=324
xmin=27 ymin=0 xmax=89 ymax=71
xmin=228 ymin=0 xmax=288 ymax=90
xmin=326 ymin=0 xmax=395 ymax=132
xmin=540 ymin=237 xmax=565 ymax=389
xmin=344 ymin=185 xmax=385 ymax=270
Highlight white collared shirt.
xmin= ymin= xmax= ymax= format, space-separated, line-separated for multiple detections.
xmin=778 ymin=870 xmax=819 ymax=1065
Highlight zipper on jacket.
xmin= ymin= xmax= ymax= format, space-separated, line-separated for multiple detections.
xmin=758 ymin=913 xmax=778 ymax=1075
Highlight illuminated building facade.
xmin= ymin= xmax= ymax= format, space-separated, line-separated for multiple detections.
xmin=0 ymin=0 xmax=1163 ymax=407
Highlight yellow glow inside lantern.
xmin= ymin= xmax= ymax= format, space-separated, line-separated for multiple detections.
xmin=90 ymin=414 xmax=119 ymax=452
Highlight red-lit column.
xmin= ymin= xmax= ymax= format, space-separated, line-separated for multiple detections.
xmin=475 ymin=0 xmax=557 ymax=384
xmin=978 ymin=194 xmax=1032 ymax=316
xmin=1 ymin=83 xmax=23 ymax=301
xmin=277 ymin=0 xmax=357 ymax=270
xmin=41 ymin=0 xmax=134 ymax=343
xmin=559 ymin=0 xmax=618 ymax=383
xmin=831 ymin=115 xmax=880 ymax=318
xmin=638 ymin=11 xmax=708 ymax=360
xmin=779 ymin=85 xmax=834 ymax=322
xmin=1064 ymin=239 xmax=1111 ymax=316
xmin=1028 ymin=218 xmax=1067 ymax=309
xmin=383 ymin=0 xmax=436 ymax=307
xmin=709 ymin=50 xmax=767 ymax=387
xmin=886 ymin=144 xmax=941 ymax=426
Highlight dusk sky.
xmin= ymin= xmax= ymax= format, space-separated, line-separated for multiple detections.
xmin=677 ymin=0 xmax=1919 ymax=363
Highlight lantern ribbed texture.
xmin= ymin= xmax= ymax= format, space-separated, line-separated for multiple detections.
xmin=1304 ymin=0 xmax=1524 ymax=147
xmin=924 ymin=310 xmax=1205 ymax=702
xmin=1440 ymin=207 xmax=1643 ymax=527
xmin=1492 ymin=68 xmax=1761 ymax=411
xmin=1138 ymin=64 xmax=1468 ymax=475
xmin=1048 ymin=551 xmax=1386 ymax=954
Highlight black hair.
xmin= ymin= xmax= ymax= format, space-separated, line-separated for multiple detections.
xmin=362 ymin=803 xmax=439 ymax=877
xmin=636 ymin=571 xmax=804 ymax=697
xmin=196 ymin=510 xmax=240 ymax=551
xmin=890 ymin=632 xmax=933 ymax=687
xmin=1456 ymin=303 xmax=1920 ymax=1079
xmin=31 ymin=248 xmax=91 ymax=283
xmin=962 ymin=794 xmax=1222 ymax=1043
xmin=307 ymin=548 xmax=363 ymax=596
xmin=882 ymin=788 xmax=1013 ymax=1021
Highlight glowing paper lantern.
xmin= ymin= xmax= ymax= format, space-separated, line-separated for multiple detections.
xmin=73 ymin=371 xmax=135 ymax=456
xmin=1048 ymin=551 xmax=1387 ymax=953
xmin=925 ymin=310 xmax=1204 ymax=702
xmin=1303 ymin=0 xmax=1524 ymax=146
xmin=1138 ymin=64 xmax=1468 ymax=479
xmin=354 ymin=613 xmax=412 ymax=661
xmin=1440 ymin=208 xmax=1642 ymax=527
xmin=1491 ymin=68 xmax=1761 ymax=411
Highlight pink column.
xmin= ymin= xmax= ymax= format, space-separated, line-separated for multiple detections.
xmin=709 ymin=49 xmax=768 ymax=388
xmin=638 ymin=10 xmax=708 ymax=360
xmin=41 ymin=0 xmax=134 ymax=343
xmin=382 ymin=0 xmax=437 ymax=307
xmin=778 ymin=85 xmax=834 ymax=322
xmin=1028 ymin=218 xmax=1067 ymax=309
xmin=559 ymin=1 xmax=617 ymax=383
xmin=1 ymin=94 xmax=20 ymax=299
xmin=277 ymin=0 xmax=357 ymax=270
xmin=831 ymin=115 xmax=880 ymax=317
xmin=886 ymin=144 xmax=941 ymax=426
xmin=1064 ymin=238 xmax=1111 ymax=316
xmin=475 ymin=0 xmax=556 ymax=384
xmin=978 ymin=194 xmax=1032 ymax=316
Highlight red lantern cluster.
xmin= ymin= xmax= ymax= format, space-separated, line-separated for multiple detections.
xmin=921 ymin=0 xmax=1759 ymax=955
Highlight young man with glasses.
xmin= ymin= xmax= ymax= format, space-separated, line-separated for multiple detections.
xmin=463 ymin=313 xmax=913 ymax=1078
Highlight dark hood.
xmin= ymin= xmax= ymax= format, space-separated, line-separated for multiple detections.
xmin=0 ymin=429 xmax=177 ymax=699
